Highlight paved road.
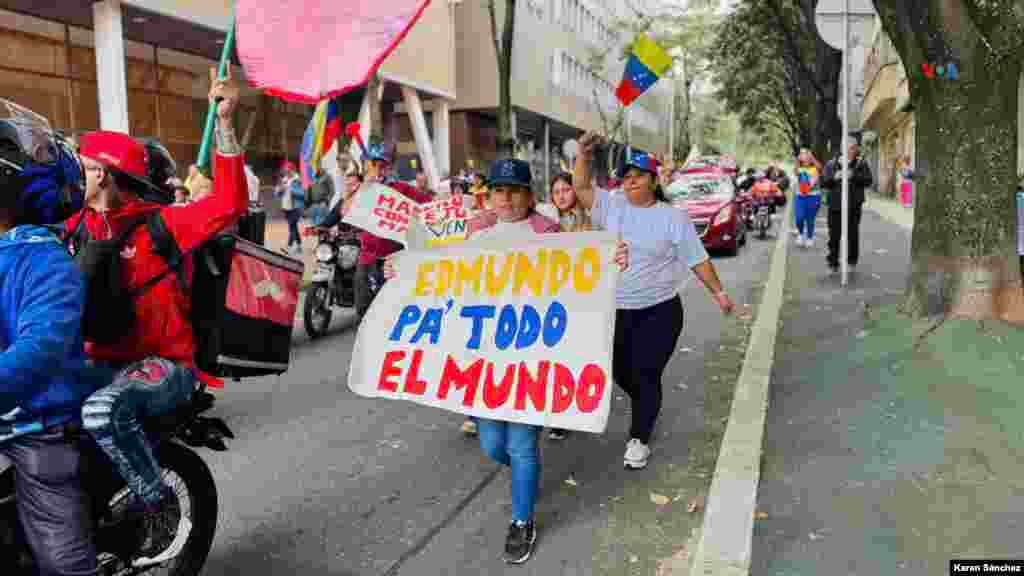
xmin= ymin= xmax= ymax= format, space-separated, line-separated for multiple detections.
xmin=199 ymin=227 xmax=777 ymax=576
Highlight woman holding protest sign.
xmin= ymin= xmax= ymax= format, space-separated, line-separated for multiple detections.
xmin=573 ymin=131 xmax=735 ymax=471
xmin=384 ymin=157 xmax=628 ymax=564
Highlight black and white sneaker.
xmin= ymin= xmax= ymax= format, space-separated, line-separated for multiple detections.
xmin=547 ymin=428 xmax=568 ymax=441
xmin=504 ymin=520 xmax=537 ymax=564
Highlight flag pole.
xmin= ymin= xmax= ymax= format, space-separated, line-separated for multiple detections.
xmin=197 ymin=6 xmax=236 ymax=175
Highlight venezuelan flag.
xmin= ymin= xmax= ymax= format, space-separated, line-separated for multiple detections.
xmin=299 ymin=97 xmax=343 ymax=188
xmin=615 ymin=34 xmax=672 ymax=106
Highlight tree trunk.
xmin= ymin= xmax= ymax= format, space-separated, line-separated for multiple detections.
xmin=491 ymin=0 xmax=517 ymax=157
xmin=874 ymin=0 xmax=1024 ymax=323
xmin=367 ymin=73 xmax=384 ymax=146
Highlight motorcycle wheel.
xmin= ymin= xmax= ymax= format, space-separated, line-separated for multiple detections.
xmin=122 ymin=442 xmax=218 ymax=576
xmin=303 ymin=283 xmax=333 ymax=339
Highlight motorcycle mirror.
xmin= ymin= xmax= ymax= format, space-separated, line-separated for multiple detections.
xmin=562 ymin=139 xmax=579 ymax=160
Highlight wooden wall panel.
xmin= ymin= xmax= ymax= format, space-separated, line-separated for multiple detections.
xmin=0 ymin=69 xmax=69 ymax=129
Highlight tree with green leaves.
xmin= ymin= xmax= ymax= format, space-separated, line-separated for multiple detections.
xmin=710 ymin=0 xmax=841 ymax=160
xmin=872 ymin=0 xmax=1024 ymax=322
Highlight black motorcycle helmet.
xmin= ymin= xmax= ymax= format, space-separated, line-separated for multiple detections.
xmin=0 ymin=123 xmax=28 ymax=219
xmin=139 ymin=137 xmax=176 ymax=205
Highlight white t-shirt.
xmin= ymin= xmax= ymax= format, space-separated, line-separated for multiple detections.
xmin=469 ymin=219 xmax=536 ymax=243
xmin=590 ymin=187 xmax=709 ymax=309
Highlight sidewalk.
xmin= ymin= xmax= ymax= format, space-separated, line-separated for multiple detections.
xmin=750 ymin=203 xmax=1024 ymax=574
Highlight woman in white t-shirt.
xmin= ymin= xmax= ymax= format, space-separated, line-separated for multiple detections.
xmin=574 ymin=132 xmax=735 ymax=470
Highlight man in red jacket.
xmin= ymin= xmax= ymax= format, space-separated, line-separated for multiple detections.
xmin=354 ymin=144 xmax=432 ymax=318
xmin=70 ymin=67 xmax=247 ymax=565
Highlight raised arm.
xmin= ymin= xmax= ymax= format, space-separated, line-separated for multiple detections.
xmin=573 ymin=131 xmax=602 ymax=211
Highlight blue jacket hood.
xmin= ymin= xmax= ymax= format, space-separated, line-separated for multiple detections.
xmin=0 ymin=225 xmax=91 ymax=442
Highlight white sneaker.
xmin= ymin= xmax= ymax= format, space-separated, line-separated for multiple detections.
xmin=791 ymin=228 xmax=800 ymax=237
xmin=623 ymin=439 xmax=650 ymax=470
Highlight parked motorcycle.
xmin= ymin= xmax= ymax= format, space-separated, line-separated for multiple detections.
xmin=303 ymin=224 xmax=360 ymax=339
xmin=2 ymin=390 xmax=232 ymax=575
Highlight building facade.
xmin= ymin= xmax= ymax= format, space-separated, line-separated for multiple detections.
xmin=0 ymin=0 xmax=456 ymax=189
xmin=434 ymin=0 xmax=672 ymax=194
xmin=860 ymin=15 xmax=1024 ymax=198
xmin=0 ymin=0 xmax=670 ymax=196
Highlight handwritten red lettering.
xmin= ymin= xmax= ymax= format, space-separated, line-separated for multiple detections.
xmin=514 ymin=361 xmax=549 ymax=411
xmin=483 ymin=363 xmax=516 ymax=409
xmin=378 ymin=351 xmax=405 ymax=392
xmin=437 ymin=356 xmax=484 ymax=406
xmin=403 ymin=349 xmax=428 ymax=395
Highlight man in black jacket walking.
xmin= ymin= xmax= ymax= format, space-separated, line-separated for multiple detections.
xmin=821 ymin=134 xmax=874 ymax=274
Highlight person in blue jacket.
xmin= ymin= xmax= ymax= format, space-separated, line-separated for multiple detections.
xmin=0 ymin=123 xmax=97 ymax=575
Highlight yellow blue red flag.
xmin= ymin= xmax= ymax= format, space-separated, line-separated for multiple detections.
xmin=615 ymin=34 xmax=672 ymax=106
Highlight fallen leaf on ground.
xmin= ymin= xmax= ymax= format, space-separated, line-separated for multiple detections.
xmin=687 ymin=497 xmax=705 ymax=513
xmin=755 ymin=511 xmax=769 ymax=519
xmin=564 ymin=477 xmax=578 ymax=487
xmin=650 ymin=493 xmax=670 ymax=506
xmin=630 ymin=555 xmax=639 ymax=563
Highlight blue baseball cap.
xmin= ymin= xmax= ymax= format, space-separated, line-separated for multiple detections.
xmin=617 ymin=147 xmax=660 ymax=178
xmin=366 ymin=143 xmax=390 ymax=163
xmin=488 ymin=158 xmax=532 ymax=189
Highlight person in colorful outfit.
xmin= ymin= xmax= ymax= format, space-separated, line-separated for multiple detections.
xmin=384 ymin=157 xmax=627 ymax=564
xmin=0 ymin=123 xmax=98 ymax=575
xmin=71 ymin=67 xmax=248 ymax=564
xmin=793 ymin=148 xmax=823 ymax=247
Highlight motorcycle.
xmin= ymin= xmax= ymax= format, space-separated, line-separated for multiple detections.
xmin=1 ymin=390 xmax=233 ymax=576
xmin=302 ymin=224 xmax=360 ymax=339
xmin=754 ymin=198 xmax=773 ymax=239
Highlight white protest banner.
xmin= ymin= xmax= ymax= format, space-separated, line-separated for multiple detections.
xmin=408 ymin=194 xmax=469 ymax=249
xmin=342 ymin=182 xmax=416 ymax=245
xmin=347 ymin=232 xmax=619 ymax=433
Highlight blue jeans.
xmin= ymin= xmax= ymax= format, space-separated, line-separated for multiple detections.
xmin=81 ymin=357 xmax=196 ymax=507
xmin=794 ymin=194 xmax=821 ymax=239
xmin=477 ymin=419 xmax=540 ymax=522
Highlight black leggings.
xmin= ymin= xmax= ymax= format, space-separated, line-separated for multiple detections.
xmin=613 ymin=296 xmax=684 ymax=444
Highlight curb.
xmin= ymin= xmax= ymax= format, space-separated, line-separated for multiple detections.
xmin=685 ymin=200 xmax=792 ymax=575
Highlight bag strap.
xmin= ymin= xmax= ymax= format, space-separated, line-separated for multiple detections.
xmin=145 ymin=211 xmax=190 ymax=295
xmin=66 ymin=211 xmax=89 ymax=255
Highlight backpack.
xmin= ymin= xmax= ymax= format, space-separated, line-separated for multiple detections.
xmin=67 ymin=211 xmax=301 ymax=378
xmin=66 ymin=210 xmax=188 ymax=345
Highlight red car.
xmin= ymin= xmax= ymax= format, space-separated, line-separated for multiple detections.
xmin=665 ymin=174 xmax=748 ymax=256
